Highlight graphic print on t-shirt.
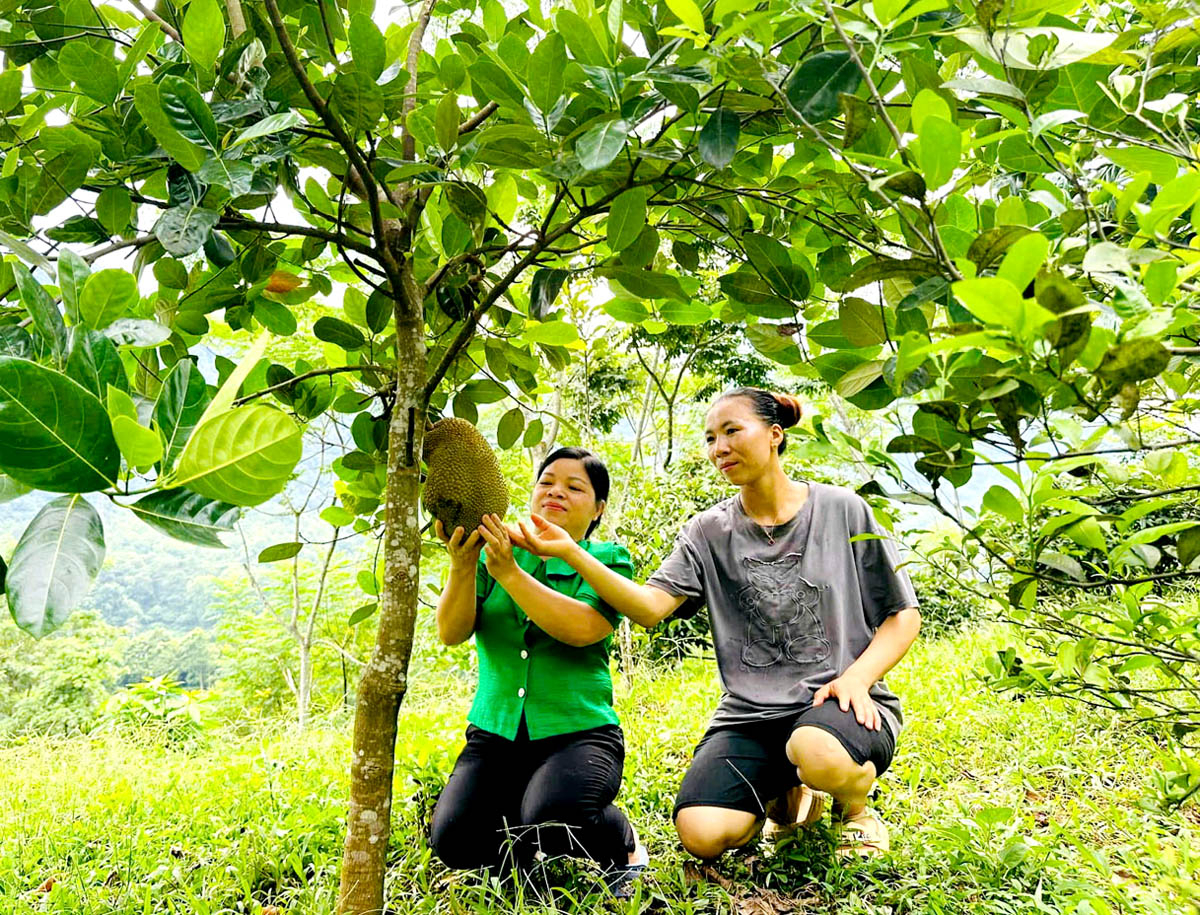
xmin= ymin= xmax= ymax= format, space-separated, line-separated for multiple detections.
xmin=738 ymin=554 xmax=830 ymax=668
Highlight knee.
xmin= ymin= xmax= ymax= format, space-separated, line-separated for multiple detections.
xmin=521 ymin=791 xmax=589 ymax=828
xmin=674 ymin=808 xmax=756 ymax=861
xmin=430 ymin=805 xmax=483 ymax=869
xmin=786 ymin=727 xmax=870 ymax=792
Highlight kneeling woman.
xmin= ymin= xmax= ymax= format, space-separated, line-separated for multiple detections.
xmin=430 ymin=447 xmax=646 ymax=883
xmin=513 ymin=390 xmax=921 ymax=859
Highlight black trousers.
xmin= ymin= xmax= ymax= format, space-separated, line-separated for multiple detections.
xmin=430 ymin=718 xmax=635 ymax=871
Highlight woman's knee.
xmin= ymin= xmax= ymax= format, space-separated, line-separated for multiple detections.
xmin=674 ymin=806 xmax=760 ymax=860
xmin=786 ymin=726 xmax=874 ymax=792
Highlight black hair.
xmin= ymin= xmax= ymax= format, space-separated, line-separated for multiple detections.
xmin=535 ymin=447 xmax=610 ymax=538
xmin=714 ymin=387 xmax=803 ymax=455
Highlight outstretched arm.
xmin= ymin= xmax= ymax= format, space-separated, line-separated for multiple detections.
xmin=812 ymin=607 xmax=921 ymax=730
xmin=478 ymin=515 xmax=614 ymax=647
xmin=510 ymin=514 xmax=685 ymax=628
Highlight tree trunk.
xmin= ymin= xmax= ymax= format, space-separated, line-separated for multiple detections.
xmin=336 ymin=268 xmax=426 ymax=915
xmin=297 ymin=639 xmax=312 ymax=733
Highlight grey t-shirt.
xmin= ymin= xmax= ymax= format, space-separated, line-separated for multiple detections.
xmin=646 ymin=482 xmax=918 ymax=737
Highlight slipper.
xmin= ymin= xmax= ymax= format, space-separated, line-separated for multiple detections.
xmin=605 ymin=842 xmax=649 ymax=899
xmin=835 ymin=808 xmax=889 ymax=858
xmin=762 ymin=785 xmax=827 ymax=841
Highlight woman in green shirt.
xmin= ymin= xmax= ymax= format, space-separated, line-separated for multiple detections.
xmin=429 ymin=447 xmax=647 ymax=889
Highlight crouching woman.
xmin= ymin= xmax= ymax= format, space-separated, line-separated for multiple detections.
xmin=429 ymin=447 xmax=647 ymax=888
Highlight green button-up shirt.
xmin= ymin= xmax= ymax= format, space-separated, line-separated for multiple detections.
xmin=469 ymin=540 xmax=634 ymax=741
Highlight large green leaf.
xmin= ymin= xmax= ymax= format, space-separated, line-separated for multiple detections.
xmin=918 ymin=116 xmax=960 ymax=189
xmin=57 ymin=248 xmax=91 ymax=324
xmin=530 ymin=269 xmax=568 ymax=320
xmin=785 ymin=52 xmax=862 ymax=123
xmin=173 ymin=405 xmax=303 ymax=506
xmin=349 ymin=13 xmax=387 ymax=81
xmin=159 ymin=76 xmax=220 ymax=150
xmin=57 ymin=42 xmax=120 ymax=105
xmin=603 ymin=267 xmax=687 ymax=300
xmin=607 ymin=189 xmax=648 ymax=252
xmin=134 ymin=82 xmax=206 ymax=171
xmin=314 ymin=317 xmax=367 ymax=351
xmin=79 ymin=269 xmax=138 ymax=330
xmin=128 ymin=488 xmax=240 ymax=548
xmin=528 ymin=34 xmax=567 ymax=113
xmin=699 ymin=107 xmax=739 ymax=168
xmin=65 ymin=329 xmax=128 ymax=399
xmin=13 ymin=263 xmax=66 ymax=363
xmin=6 ymin=495 xmax=105 ymax=638
xmin=0 ymin=357 xmax=120 ymax=492
xmin=155 ymin=204 xmax=221 ymax=256
xmin=576 ymin=119 xmax=630 ymax=170
xmin=182 ymin=0 xmax=225 ymax=74
xmin=742 ymin=234 xmax=809 ymax=300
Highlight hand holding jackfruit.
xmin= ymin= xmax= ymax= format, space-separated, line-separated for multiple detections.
xmin=422 ymin=417 xmax=509 ymax=535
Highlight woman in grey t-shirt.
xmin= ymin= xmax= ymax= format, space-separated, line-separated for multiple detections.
xmin=510 ymin=388 xmax=921 ymax=860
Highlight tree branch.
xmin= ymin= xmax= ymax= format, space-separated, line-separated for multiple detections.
xmin=218 ymin=216 xmax=378 ymax=259
xmin=129 ymin=0 xmax=181 ymax=42
xmin=233 ymin=364 xmax=392 ymax=406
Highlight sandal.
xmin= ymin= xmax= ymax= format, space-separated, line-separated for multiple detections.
xmin=605 ymin=827 xmax=649 ymax=899
xmin=762 ymin=785 xmax=827 ymax=841
xmin=836 ymin=808 xmax=890 ymax=858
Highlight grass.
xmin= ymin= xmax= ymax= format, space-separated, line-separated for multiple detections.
xmin=2 ymin=624 xmax=1198 ymax=914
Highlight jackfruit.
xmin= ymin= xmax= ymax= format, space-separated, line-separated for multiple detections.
xmin=422 ymin=417 xmax=509 ymax=535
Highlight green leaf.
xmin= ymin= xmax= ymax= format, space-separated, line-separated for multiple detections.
xmin=348 ymin=602 xmax=378 ymax=626
xmin=435 ymin=91 xmax=460 ymax=152
xmin=173 ymin=405 xmax=303 ymax=507
xmin=58 ymin=42 xmax=120 ymax=105
xmin=232 ymin=110 xmax=302 ymax=147
xmin=743 ymin=234 xmax=809 ymax=300
xmin=556 ymin=9 xmax=608 ymax=67
xmin=467 ymin=58 xmax=526 ymax=110
xmin=660 ymin=300 xmax=712 ymax=324
xmin=258 ymin=541 xmax=303 ymax=562
xmin=112 ymin=412 xmax=164 ymax=468
xmin=524 ymin=321 xmax=581 ymax=345
xmin=349 ymin=13 xmax=387 ymax=81
xmin=917 ymin=116 xmax=960 ymax=189
xmin=529 ymin=269 xmax=568 ymax=320
xmin=104 ymin=319 xmax=172 ymax=348
xmin=14 ymin=263 xmax=67 ymax=363
xmin=576 ymin=119 xmax=629 ymax=170
xmin=1102 ymin=146 xmax=1178 ymax=185
xmin=154 ymin=359 xmax=211 ymax=473
xmin=603 ymin=267 xmax=687 ymax=300
xmin=6 ymin=495 xmax=105 ymax=638
xmin=523 ymin=418 xmax=545 ymax=448
xmin=528 ymin=34 xmax=567 ymax=113
xmin=159 ymin=76 xmax=220 ymax=150
xmin=1096 ymin=339 xmax=1171 ymax=384
xmin=699 ymin=107 xmax=739 ymax=169
xmin=836 ymin=360 xmax=885 ymax=397
xmin=65 ymin=329 xmax=127 ymax=399
xmin=952 ymin=277 xmax=1055 ymax=339
xmin=155 ymin=204 xmax=221 ymax=257
xmin=983 ymin=484 xmax=1023 ymax=523
xmin=996 ymin=232 xmax=1049 ymax=294
xmin=183 ymin=0 xmax=225 ymax=74
xmin=254 ymin=299 xmax=297 ymax=336
xmin=497 ymin=408 xmax=525 ymax=449
xmin=314 ymin=316 xmax=367 ymax=351
xmin=330 ymin=71 xmax=384 ymax=130
xmin=666 ymin=0 xmax=706 ymax=30
xmin=0 ymin=474 xmax=32 ymax=504
xmin=57 ymin=248 xmax=91 ymax=324
xmin=785 ymin=52 xmax=862 ymax=123
xmin=128 ymin=489 xmax=240 ymax=548
xmin=0 ymin=357 xmax=119 ymax=491
xmin=96 ymin=187 xmax=132 ymax=235
xmin=607 ymin=189 xmax=648 ymax=252
xmin=79 ymin=269 xmax=138 ymax=330
xmin=839 ymin=297 xmax=887 ymax=346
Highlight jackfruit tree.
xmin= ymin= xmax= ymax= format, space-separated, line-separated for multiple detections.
xmin=2 ymin=0 xmax=1200 ymax=909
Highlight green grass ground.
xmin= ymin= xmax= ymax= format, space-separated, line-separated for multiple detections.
xmin=2 ymin=625 xmax=1198 ymax=914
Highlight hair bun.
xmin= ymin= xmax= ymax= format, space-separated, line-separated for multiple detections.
xmin=773 ymin=393 xmax=803 ymax=429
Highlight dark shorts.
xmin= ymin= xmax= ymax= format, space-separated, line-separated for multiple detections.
xmin=673 ymin=702 xmax=896 ymax=818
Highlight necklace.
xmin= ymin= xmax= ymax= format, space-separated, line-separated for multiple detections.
xmin=761 ymin=521 xmax=777 ymax=545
